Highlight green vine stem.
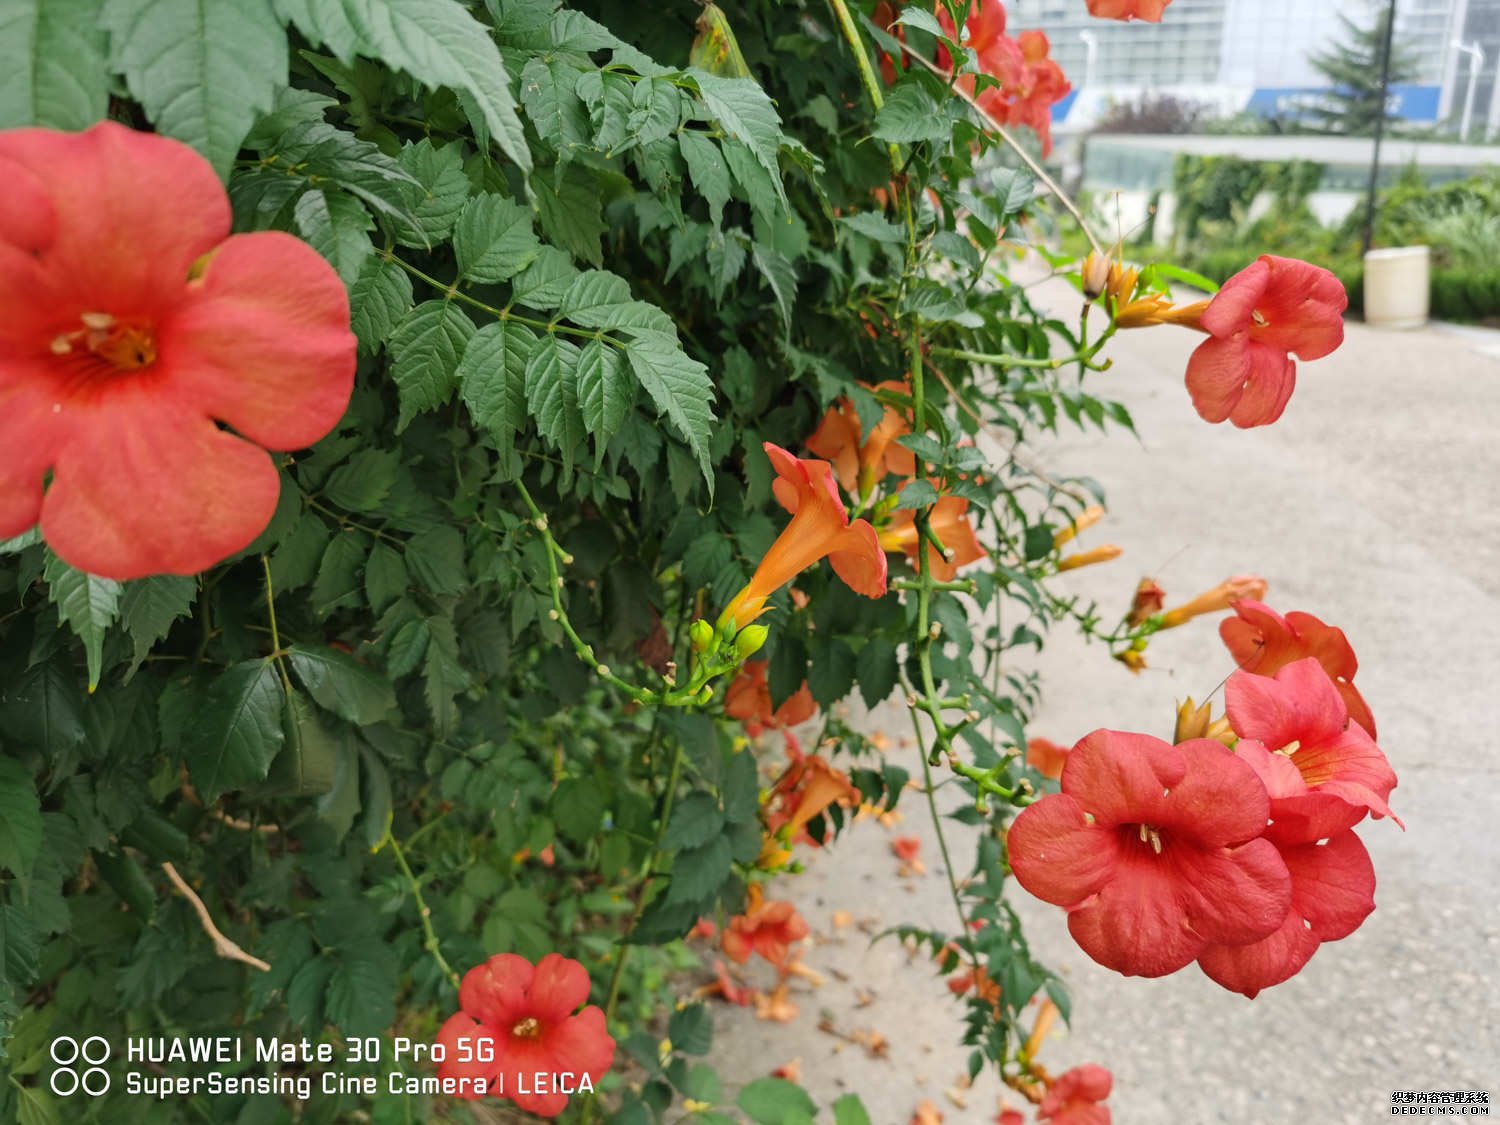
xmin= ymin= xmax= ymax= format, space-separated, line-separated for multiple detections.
xmin=387 ymin=834 xmax=461 ymax=993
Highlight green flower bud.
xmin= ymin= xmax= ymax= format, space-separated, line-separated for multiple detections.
xmin=689 ymin=619 xmax=714 ymax=653
xmin=733 ymin=624 xmax=769 ymax=660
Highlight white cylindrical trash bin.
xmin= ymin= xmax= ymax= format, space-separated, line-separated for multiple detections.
xmin=1363 ymin=246 xmax=1430 ymax=329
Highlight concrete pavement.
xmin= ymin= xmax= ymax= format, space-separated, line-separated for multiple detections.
xmin=702 ymin=292 xmax=1500 ymax=1123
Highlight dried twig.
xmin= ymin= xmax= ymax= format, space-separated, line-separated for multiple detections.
xmin=161 ymin=862 xmax=271 ymax=973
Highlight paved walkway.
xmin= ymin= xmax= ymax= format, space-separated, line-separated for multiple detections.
xmin=704 ymin=295 xmax=1500 ymax=1122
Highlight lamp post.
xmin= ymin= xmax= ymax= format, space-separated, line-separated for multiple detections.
xmin=1452 ymin=39 xmax=1486 ymax=140
xmin=1078 ymin=29 xmax=1098 ymax=90
xmin=1361 ymin=0 xmax=1399 ymax=258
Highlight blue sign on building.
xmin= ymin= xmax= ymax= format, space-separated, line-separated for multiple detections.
xmin=1246 ymin=84 xmax=1442 ymax=122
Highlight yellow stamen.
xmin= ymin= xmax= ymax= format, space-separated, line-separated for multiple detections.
xmin=512 ymin=1017 xmax=541 ymax=1039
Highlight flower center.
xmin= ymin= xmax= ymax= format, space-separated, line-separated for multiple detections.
xmin=51 ymin=312 xmax=158 ymax=371
xmin=1136 ymin=822 xmax=1163 ymax=855
xmin=511 ymin=1016 xmax=541 ymax=1039
xmin=1274 ymin=739 xmax=1301 ymax=758
xmin=1251 ymin=309 xmax=1269 ymax=328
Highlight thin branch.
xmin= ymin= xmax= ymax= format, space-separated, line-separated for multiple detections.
xmin=161 ymin=862 xmax=271 ymax=973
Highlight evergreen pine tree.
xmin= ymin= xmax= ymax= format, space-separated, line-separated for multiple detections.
xmin=1307 ymin=9 xmax=1419 ymax=135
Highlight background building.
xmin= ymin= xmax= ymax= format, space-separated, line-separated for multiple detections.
xmin=1013 ymin=0 xmax=1500 ymax=138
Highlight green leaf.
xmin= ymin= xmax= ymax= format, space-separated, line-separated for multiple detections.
xmin=363 ymin=543 xmax=409 ymax=613
xmin=184 ymin=660 xmax=285 ymax=802
xmin=525 ymin=335 xmax=586 ymax=460
xmin=349 ymin=257 xmax=414 ymax=354
xmin=293 ymin=189 xmax=374 ymax=285
xmin=405 ymin=526 xmax=467 ymax=597
xmin=519 ymin=54 xmax=590 ymax=152
xmin=325 ymin=947 xmax=396 ymax=1036
xmin=667 ymin=1003 xmax=713 ymax=1056
xmin=897 ymin=479 xmax=940 ymax=509
xmin=806 ymin=639 xmax=855 ymax=706
xmin=0 ymin=760 xmax=42 ymax=879
xmin=576 ymin=339 xmax=632 ymax=445
xmin=551 ymin=777 xmax=605 ymax=843
xmin=454 ymin=194 xmax=540 ymax=283
xmin=511 ymin=245 xmax=580 ymax=310
xmin=119 ymin=575 xmax=196 ymax=677
xmin=873 ymin=81 xmax=950 ymax=144
xmin=255 ymin=120 xmax=421 ymax=226
xmin=855 ymin=636 xmax=899 ymax=708
xmin=311 ymin=531 xmax=368 ymax=616
xmin=458 ymin=320 xmax=535 ymax=443
xmin=322 ymin=449 xmax=400 ymax=513
xmin=531 ymin=162 xmax=608 ymax=266
xmin=831 ymin=1094 xmax=873 ymax=1125
xmin=690 ymin=71 xmax=786 ymax=208
xmin=750 ymin=243 xmax=795 ymax=337
xmin=557 ymin=270 xmax=675 ymax=334
xmin=0 ymin=903 xmax=40 ymax=991
xmin=43 ymin=553 xmax=121 ymax=691
xmin=391 ymin=137 xmax=470 ymax=247
xmin=273 ymin=690 xmax=339 ymax=796
xmin=737 ymin=1077 xmax=817 ymax=1124
xmin=663 ymin=792 xmax=724 ymax=851
xmin=678 ymin=131 xmax=731 ymax=226
xmin=358 ymin=746 xmax=392 ymax=848
xmin=0 ymin=661 xmax=86 ymax=756
xmin=269 ymin=515 xmax=331 ymax=591
xmin=421 ymin=615 xmax=469 ymax=734
xmin=276 ymin=0 xmax=531 ymax=172
xmin=666 ymin=836 xmax=731 ymax=903
xmin=287 ymin=645 xmax=396 ymax=725
xmin=0 ymin=0 xmax=109 ymax=130
xmin=103 ymin=0 xmax=288 ymax=177
xmin=623 ymin=332 xmax=716 ymax=491
xmin=721 ymin=748 xmax=759 ymax=823
xmin=389 ymin=300 xmax=475 ymax=431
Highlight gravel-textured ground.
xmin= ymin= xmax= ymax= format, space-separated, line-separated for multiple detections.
xmin=702 ymin=281 xmax=1500 ymax=1123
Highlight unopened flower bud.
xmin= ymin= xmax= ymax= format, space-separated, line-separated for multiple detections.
xmin=1057 ymin=544 xmax=1123 ymax=572
xmin=1082 ymin=252 xmax=1111 ymax=300
xmin=1127 ymin=577 xmax=1167 ymax=626
xmin=734 ymin=624 xmax=769 ymax=660
xmin=689 ymin=619 xmax=714 ymax=653
xmin=1158 ymin=574 xmax=1268 ymax=629
xmin=1053 ymin=505 xmax=1105 ymax=548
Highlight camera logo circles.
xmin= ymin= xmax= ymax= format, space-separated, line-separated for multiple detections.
xmin=49 ymin=1035 xmax=112 ymax=1096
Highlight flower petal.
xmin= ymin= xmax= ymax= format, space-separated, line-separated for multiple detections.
xmin=1226 ymin=658 xmax=1348 ymax=751
xmin=1167 ymin=835 xmax=1291 ymax=947
xmin=1199 ymin=258 xmax=1269 ymax=339
xmin=461 ymin=953 xmax=534 ymax=1028
xmin=163 ymin=231 xmax=355 ymax=451
xmin=542 ymin=1006 xmax=615 ymax=1084
xmin=1065 ymin=847 xmax=1203 ymax=977
xmin=1290 ymin=829 xmax=1376 ymax=940
xmin=1161 ymin=740 xmax=1271 ymax=847
xmin=434 ymin=1012 xmax=499 ymax=1098
xmin=826 ymin=519 xmax=888 ymax=598
xmin=1228 ymin=343 xmax=1296 ymax=428
xmin=1059 ymin=729 xmax=1185 ymax=828
xmin=1255 ymin=255 xmax=1348 ymax=360
xmin=0 ymin=372 xmax=62 ymax=539
xmin=1197 ymin=905 xmax=1317 ymax=999
xmin=527 ymin=952 xmax=592 ymax=1023
xmin=0 ymin=122 xmax=229 ymax=320
xmin=39 ymin=393 xmax=280 ymax=579
xmin=1008 ymin=793 xmax=1121 ymax=908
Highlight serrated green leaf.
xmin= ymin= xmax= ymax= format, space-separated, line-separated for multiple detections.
xmin=405 ymin=526 xmax=467 ymax=597
xmin=276 ymin=0 xmax=530 ymax=172
xmin=273 ymin=689 xmax=339 ymax=796
xmin=458 ymin=320 xmax=535 ymax=443
xmin=0 ymin=760 xmax=42 ymax=879
xmin=454 ymin=194 xmax=540 ymax=283
xmin=287 ymin=644 xmax=395 ymax=725
xmin=322 ymin=449 xmax=400 ymax=513
xmin=325 ymin=948 xmax=396 ymax=1036
xmin=855 ymin=636 xmax=899 ymax=708
xmin=363 ymin=543 xmax=408 ymax=613
xmin=311 ymin=531 xmax=367 ymax=616
xmin=119 ymin=575 xmax=196 ymax=678
xmin=627 ymin=77 xmax=682 ymax=146
xmin=525 ymin=335 xmax=586 ymax=461
xmin=831 ymin=1094 xmax=872 ymax=1125
xmin=254 ymin=120 xmax=421 ymax=226
xmin=293 ymin=189 xmax=374 ymax=285
xmin=392 ymin=137 xmax=470 ymax=247
xmin=269 ymin=515 xmax=331 ymax=592
xmin=623 ymin=332 xmax=716 ymax=491
xmin=386 ymin=619 xmax=429 ymax=678
xmin=558 ymin=270 xmax=675 ymax=334
xmin=665 ymin=836 xmax=731 ymax=903
xmin=184 ymin=660 xmax=285 ymax=802
xmin=43 ymin=554 xmax=120 ymax=691
xmin=0 ymin=662 xmax=86 ymax=756
xmin=103 ymin=0 xmax=287 ymax=177
xmin=0 ymin=0 xmax=109 ymax=131
xmin=0 ymin=903 xmax=40 ymax=991
xmin=575 ymin=339 xmax=632 ymax=444
xmin=806 ymin=639 xmax=855 ymax=706
xmin=750 ymin=243 xmax=795 ymax=336
xmin=389 ymin=300 xmax=475 ymax=431
xmin=348 ymin=257 xmax=414 ymax=355
xmin=873 ymin=81 xmax=949 ymax=144
xmin=511 ymin=245 xmax=580 ymax=310
xmin=531 ymin=162 xmax=607 ymax=266
xmin=689 ymin=71 xmax=786 ymax=208
xmin=678 ymin=131 xmax=731 ymax=227
xmin=422 ymin=615 xmax=469 ymax=734
xmin=520 ymin=53 xmax=590 ymax=152
xmin=663 ymin=791 xmax=724 ymax=851
xmin=667 ymin=1003 xmax=713 ymax=1056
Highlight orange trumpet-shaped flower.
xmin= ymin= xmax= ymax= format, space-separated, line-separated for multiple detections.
xmin=1126 ymin=577 xmax=1167 ymax=626
xmin=722 ymin=886 xmax=810 ymax=972
xmin=879 ymin=495 xmax=986 ymax=581
xmin=1088 ymin=0 xmax=1172 ymax=21
xmin=806 ymin=379 xmax=916 ymax=499
xmin=720 ymin=444 xmax=887 ymax=630
xmin=767 ymin=749 xmax=862 ymax=847
xmin=1056 ymin=544 xmax=1123 ymax=572
xmin=1158 ymin=574 xmax=1267 ymax=628
xmin=1052 ymin=504 xmax=1104 ymax=547
xmin=725 ymin=660 xmax=816 ymax=737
